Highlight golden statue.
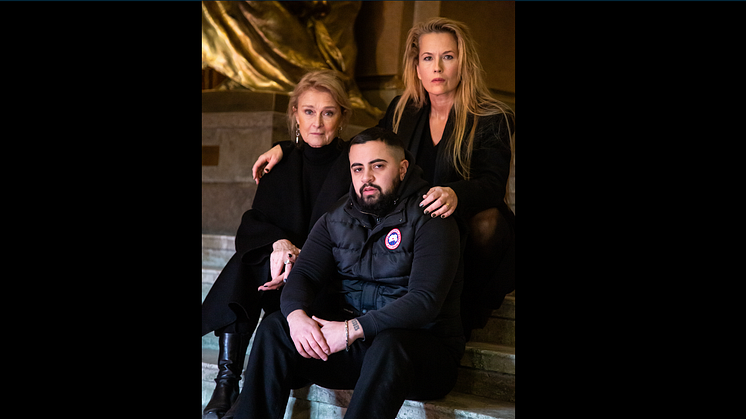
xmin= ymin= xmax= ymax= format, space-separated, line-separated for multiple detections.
xmin=202 ymin=1 xmax=382 ymax=119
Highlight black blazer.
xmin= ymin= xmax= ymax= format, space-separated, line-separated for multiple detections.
xmin=378 ymin=96 xmax=514 ymax=224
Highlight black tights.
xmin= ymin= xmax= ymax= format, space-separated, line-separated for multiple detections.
xmin=461 ymin=207 xmax=515 ymax=333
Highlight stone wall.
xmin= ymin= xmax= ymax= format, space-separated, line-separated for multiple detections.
xmin=201 ymin=111 xmax=283 ymax=236
xmin=202 ymin=92 xmax=369 ymax=235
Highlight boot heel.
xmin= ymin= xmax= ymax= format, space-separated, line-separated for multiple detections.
xmin=203 ymin=332 xmax=251 ymax=419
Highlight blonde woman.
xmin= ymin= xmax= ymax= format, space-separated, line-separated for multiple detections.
xmin=382 ymin=18 xmax=515 ymax=339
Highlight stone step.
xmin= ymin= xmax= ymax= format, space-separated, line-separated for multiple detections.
xmin=468 ymin=313 xmax=515 ymax=347
xmin=202 ymin=336 xmax=515 ymax=404
xmin=202 ymin=233 xmax=236 ymax=250
xmin=203 ymin=267 xmax=221 ymax=285
xmin=202 ymin=235 xmax=516 ymax=347
xmin=460 ymin=342 xmax=516 ymax=401
xmin=203 ymin=284 xmax=516 ymax=349
xmin=203 ymin=328 xmax=515 ymax=377
xmin=461 ymin=342 xmax=515 ymax=375
xmin=495 ymin=293 xmax=515 ymax=320
xmin=201 ymin=365 xmax=514 ymax=419
xmin=201 ymin=308 xmax=267 ymax=352
xmin=286 ymin=385 xmax=515 ymax=419
xmin=468 ymin=295 xmax=515 ymax=346
xmin=455 ymin=369 xmax=515 ymax=404
xmin=202 ymin=339 xmax=514 ymax=372
xmin=202 ymin=234 xmax=516 ymax=409
xmin=202 ymin=234 xmax=235 ymax=269
xmin=202 ymin=268 xmax=220 ymax=302
xmin=202 ymin=267 xmax=221 ymax=351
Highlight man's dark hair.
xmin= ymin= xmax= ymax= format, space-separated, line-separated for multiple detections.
xmin=349 ymin=127 xmax=406 ymax=161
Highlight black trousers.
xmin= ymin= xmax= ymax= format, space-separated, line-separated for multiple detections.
xmin=231 ymin=310 xmax=461 ymax=419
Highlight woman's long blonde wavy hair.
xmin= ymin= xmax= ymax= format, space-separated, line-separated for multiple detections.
xmin=392 ymin=18 xmax=514 ymax=180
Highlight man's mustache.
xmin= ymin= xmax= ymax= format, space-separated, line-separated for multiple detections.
xmin=359 ymin=182 xmax=382 ymax=197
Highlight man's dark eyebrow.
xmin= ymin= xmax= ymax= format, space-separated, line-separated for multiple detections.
xmin=350 ymin=158 xmax=388 ymax=169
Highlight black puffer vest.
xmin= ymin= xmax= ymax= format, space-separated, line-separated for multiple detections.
xmin=323 ymin=159 xmax=464 ymax=343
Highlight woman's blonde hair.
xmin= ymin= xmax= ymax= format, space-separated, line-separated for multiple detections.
xmin=287 ymin=69 xmax=353 ymax=142
xmin=394 ymin=17 xmax=514 ymax=180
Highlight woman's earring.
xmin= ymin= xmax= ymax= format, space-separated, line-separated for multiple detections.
xmin=295 ymin=124 xmax=300 ymax=144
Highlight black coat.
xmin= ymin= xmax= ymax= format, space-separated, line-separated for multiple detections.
xmin=378 ymin=96 xmax=514 ymax=223
xmin=202 ymin=139 xmax=351 ymax=336
xmin=235 ymin=139 xmax=352 ymax=262
xmin=377 ymin=96 xmax=515 ymax=333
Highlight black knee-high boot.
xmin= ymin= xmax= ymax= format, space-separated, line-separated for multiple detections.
xmin=203 ymin=332 xmax=251 ymax=419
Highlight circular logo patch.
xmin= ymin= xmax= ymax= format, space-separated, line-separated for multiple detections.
xmin=385 ymin=228 xmax=402 ymax=250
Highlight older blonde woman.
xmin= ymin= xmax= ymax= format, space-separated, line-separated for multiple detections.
xmin=202 ymin=69 xmax=353 ymax=419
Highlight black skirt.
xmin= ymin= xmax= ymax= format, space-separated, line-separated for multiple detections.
xmin=201 ymin=252 xmax=281 ymax=336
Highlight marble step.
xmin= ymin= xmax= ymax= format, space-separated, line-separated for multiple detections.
xmin=455 ymin=370 xmax=515 ymax=403
xmin=461 ymin=342 xmax=515 ymax=375
xmin=202 ymin=234 xmax=235 ymax=269
xmin=202 ymin=313 xmax=514 ymax=375
xmin=284 ymin=385 xmax=515 ymax=419
xmin=202 ymin=337 xmax=515 ymax=375
xmin=495 ymin=292 xmax=515 ymax=320
xmin=468 ymin=299 xmax=515 ymax=347
xmin=202 ymin=233 xmax=515 ymax=405
xmin=203 ymin=280 xmax=515 ymax=350
xmin=202 ymin=336 xmax=516 ymax=404
xmin=202 ymin=340 xmax=515 ymax=375
xmin=201 ymin=354 xmax=514 ymax=419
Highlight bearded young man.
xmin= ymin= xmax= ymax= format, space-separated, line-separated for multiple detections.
xmin=228 ymin=127 xmax=465 ymax=419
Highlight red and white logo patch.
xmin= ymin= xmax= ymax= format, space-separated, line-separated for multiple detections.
xmin=385 ymin=228 xmax=402 ymax=250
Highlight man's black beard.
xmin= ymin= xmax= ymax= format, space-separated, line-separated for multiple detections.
xmin=356 ymin=179 xmax=400 ymax=216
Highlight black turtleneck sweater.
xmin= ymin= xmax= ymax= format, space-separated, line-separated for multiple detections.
xmin=235 ymin=138 xmax=350 ymax=260
xmin=301 ymin=139 xmax=343 ymax=219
